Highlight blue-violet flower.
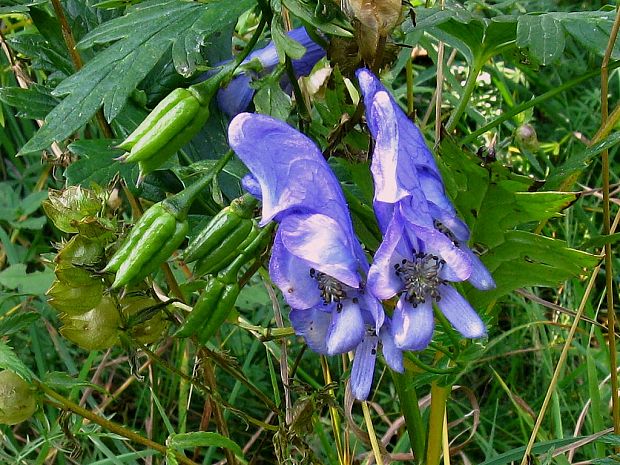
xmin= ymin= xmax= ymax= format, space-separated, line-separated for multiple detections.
xmin=217 ymin=27 xmax=326 ymax=118
xmin=228 ymin=112 xmax=403 ymax=399
xmin=357 ymin=68 xmax=495 ymax=351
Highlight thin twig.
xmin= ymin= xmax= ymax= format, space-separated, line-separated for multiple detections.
xmin=599 ymin=1 xmax=620 ymax=440
xmin=37 ymin=381 xmax=200 ymax=465
xmin=261 ymin=270 xmax=291 ymax=425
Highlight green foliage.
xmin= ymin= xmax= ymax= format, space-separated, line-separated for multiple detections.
xmin=1 ymin=0 xmax=618 ymax=463
xmin=20 ymin=0 xmax=253 ymax=154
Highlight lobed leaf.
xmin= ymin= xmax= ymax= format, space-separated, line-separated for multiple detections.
xmin=19 ymin=0 xmax=253 ymax=155
xmin=437 ymin=138 xmax=598 ymax=308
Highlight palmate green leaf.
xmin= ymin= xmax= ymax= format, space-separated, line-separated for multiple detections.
xmin=0 ymin=0 xmax=46 ymax=15
xmin=437 ymin=138 xmax=598 ymax=307
xmin=19 ymin=0 xmax=253 ymax=155
xmin=65 ymin=139 xmax=134 ymax=187
xmin=0 ymin=85 xmax=60 ymax=120
xmin=411 ymin=6 xmax=516 ymax=66
xmin=516 ymin=11 xmax=619 ymax=65
xmin=0 ymin=264 xmax=55 ymax=296
xmin=517 ymin=14 xmax=565 ymax=66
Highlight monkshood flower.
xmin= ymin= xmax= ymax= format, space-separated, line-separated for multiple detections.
xmin=357 ymin=68 xmax=495 ymax=351
xmin=217 ymin=27 xmax=326 ymax=118
xmin=228 ymin=112 xmax=403 ymax=399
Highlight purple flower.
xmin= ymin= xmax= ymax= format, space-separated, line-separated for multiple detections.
xmin=357 ymin=68 xmax=495 ymax=351
xmin=217 ymin=27 xmax=326 ymax=118
xmin=228 ymin=112 xmax=402 ymax=399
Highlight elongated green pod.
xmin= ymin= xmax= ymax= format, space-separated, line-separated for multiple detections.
xmin=123 ymin=96 xmax=201 ymax=163
xmin=175 ymin=275 xmax=226 ymax=337
xmin=117 ymin=88 xmax=193 ymax=151
xmin=111 ymin=213 xmax=177 ymax=288
xmin=183 ymin=210 xmax=244 ymax=263
xmin=104 ymin=204 xmax=165 ymax=273
xmin=196 ymin=282 xmax=240 ymax=344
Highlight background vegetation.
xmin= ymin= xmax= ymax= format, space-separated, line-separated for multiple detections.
xmin=0 ymin=0 xmax=618 ymax=464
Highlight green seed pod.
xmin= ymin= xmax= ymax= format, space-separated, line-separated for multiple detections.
xmin=0 ymin=371 xmax=36 ymax=425
xmin=196 ymin=281 xmax=240 ymax=344
xmin=104 ymin=203 xmax=167 ymax=273
xmin=183 ymin=194 xmax=258 ymax=263
xmin=111 ymin=212 xmax=178 ymax=288
xmin=122 ymin=295 xmax=169 ymax=345
xmin=47 ymin=279 xmax=104 ymax=315
xmin=123 ymin=96 xmax=201 ymax=163
xmin=175 ymin=275 xmax=226 ymax=338
xmin=59 ymin=295 xmax=121 ymax=350
xmin=117 ymin=88 xmax=194 ymax=151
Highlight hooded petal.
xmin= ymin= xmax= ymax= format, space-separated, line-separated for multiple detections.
xmin=228 ymin=113 xmax=351 ymax=227
xmin=436 ymin=284 xmax=486 ymax=338
xmin=217 ymin=74 xmax=255 ymax=118
xmin=357 ymin=69 xmax=440 ymax=176
xmin=290 ymin=307 xmax=331 ymax=354
xmin=460 ymin=247 xmax=496 ymax=291
xmin=368 ymin=91 xmax=438 ymax=209
xmin=289 ymin=28 xmax=326 ymax=76
xmin=350 ymin=332 xmax=378 ymax=400
xmin=379 ymin=321 xmax=404 ymax=372
xmin=279 ymin=212 xmax=359 ymax=288
xmin=326 ymin=299 xmax=364 ymax=354
xmin=269 ymin=229 xmax=322 ymax=310
xmin=392 ymin=299 xmax=435 ymax=351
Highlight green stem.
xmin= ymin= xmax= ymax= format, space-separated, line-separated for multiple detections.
xmin=426 ymin=382 xmax=451 ymax=465
xmin=162 ymin=150 xmax=234 ymax=219
xmin=36 ymin=381 xmax=200 ymax=465
xmin=392 ymin=371 xmax=426 ymax=464
xmin=285 ymin=55 xmax=310 ymax=121
xmin=461 ymin=59 xmax=620 ymax=145
xmin=362 ymin=401 xmax=384 ymax=465
xmin=445 ymin=60 xmax=483 ymax=133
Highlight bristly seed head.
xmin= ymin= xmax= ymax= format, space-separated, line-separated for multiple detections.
xmin=394 ymin=253 xmax=445 ymax=306
xmin=310 ymin=268 xmax=348 ymax=311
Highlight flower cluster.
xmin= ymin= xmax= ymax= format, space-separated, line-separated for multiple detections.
xmin=357 ymin=68 xmax=495 ymax=350
xmin=217 ymin=27 xmax=326 ymax=118
xmin=227 ymin=69 xmax=494 ymax=400
xmin=228 ymin=112 xmax=402 ymax=399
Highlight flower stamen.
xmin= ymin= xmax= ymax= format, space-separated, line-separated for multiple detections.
xmin=310 ymin=268 xmax=348 ymax=311
xmin=394 ymin=253 xmax=445 ymax=307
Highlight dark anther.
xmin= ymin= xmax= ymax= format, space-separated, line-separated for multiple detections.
xmin=371 ymin=347 xmax=377 ymax=355
xmin=352 ymin=297 xmax=359 ymax=304
xmin=396 ymin=253 xmax=444 ymax=305
xmin=311 ymin=270 xmax=349 ymax=306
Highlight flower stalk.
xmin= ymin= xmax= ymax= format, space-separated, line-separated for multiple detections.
xmin=392 ymin=371 xmax=426 ymax=464
xmin=426 ymin=382 xmax=451 ymax=465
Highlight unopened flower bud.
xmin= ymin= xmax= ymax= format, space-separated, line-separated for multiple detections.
xmin=515 ymin=124 xmax=539 ymax=151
